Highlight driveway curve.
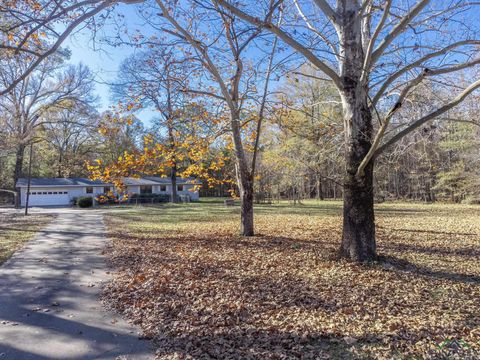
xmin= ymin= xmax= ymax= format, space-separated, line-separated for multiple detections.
xmin=0 ymin=210 xmax=153 ymax=360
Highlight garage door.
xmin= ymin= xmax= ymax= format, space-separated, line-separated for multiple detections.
xmin=28 ymin=191 xmax=70 ymax=206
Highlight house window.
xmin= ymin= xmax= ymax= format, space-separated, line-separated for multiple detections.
xmin=160 ymin=185 xmax=166 ymax=192
xmin=53 ymin=192 xmax=57 ymax=194
xmin=104 ymin=187 xmax=111 ymax=193
xmin=140 ymin=185 xmax=152 ymax=194
xmin=86 ymin=187 xmax=93 ymax=194
xmin=48 ymin=192 xmax=52 ymax=194
xmin=177 ymin=185 xmax=184 ymax=192
xmin=43 ymin=192 xmax=47 ymax=195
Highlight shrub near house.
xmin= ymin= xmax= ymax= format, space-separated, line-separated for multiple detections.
xmin=77 ymin=196 xmax=93 ymax=208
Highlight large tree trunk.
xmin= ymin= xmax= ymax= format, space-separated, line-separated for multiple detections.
xmin=338 ymin=95 xmax=377 ymax=261
xmin=338 ymin=93 xmax=377 ymax=261
xmin=170 ymin=162 xmax=177 ymax=203
xmin=231 ymin=111 xmax=255 ymax=236
xmin=58 ymin=152 xmax=63 ymax=177
xmin=340 ymin=161 xmax=376 ymax=261
xmin=13 ymin=144 xmax=26 ymax=208
xmin=337 ymin=2 xmax=376 ymax=261
xmin=316 ymin=174 xmax=324 ymax=200
xmin=13 ymin=144 xmax=26 ymax=184
xmin=238 ymin=170 xmax=254 ymax=236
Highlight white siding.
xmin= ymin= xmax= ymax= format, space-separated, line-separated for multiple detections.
xmin=83 ymin=186 xmax=105 ymax=195
xmin=128 ymin=183 xmax=199 ymax=200
xmin=69 ymin=188 xmax=85 ymax=199
xmin=21 ymin=187 xmax=73 ymax=206
xmin=20 ymin=180 xmax=200 ymax=206
xmin=127 ymin=185 xmax=141 ymax=194
xmin=20 ymin=186 xmax=108 ymax=206
xmin=177 ymin=184 xmax=200 ymax=201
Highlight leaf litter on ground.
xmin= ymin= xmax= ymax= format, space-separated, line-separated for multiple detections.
xmin=101 ymin=201 xmax=480 ymax=359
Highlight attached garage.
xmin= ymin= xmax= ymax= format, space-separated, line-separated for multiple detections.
xmin=15 ymin=176 xmax=201 ymax=207
xmin=27 ymin=189 xmax=71 ymax=206
xmin=15 ymin=178 xmax=108 ymax=207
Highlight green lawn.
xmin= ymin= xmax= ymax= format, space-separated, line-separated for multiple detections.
xmin=0 ymin=212 xmax=54 ymax=264
xmin=102 ymin=200 xmax=480 ymax=359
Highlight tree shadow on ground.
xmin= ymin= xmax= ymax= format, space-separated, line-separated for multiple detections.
xmin=379 ymin=241 xmax=480 ymax=258
xmin=377 ymin=255 xmax=480 ymax=284
xmin=0 ymin=226 xmax=112 ymax=238
xmin=0 ymin=270 xmax=152 ymax=359
xmin=0 ymin=213 xmax=153 ymax=359
xmin=377 ymin=225 xmax=477 ymax=237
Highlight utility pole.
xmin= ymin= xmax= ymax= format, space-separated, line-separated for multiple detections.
xmin=24 ymin=142 xmax=34 ymax=216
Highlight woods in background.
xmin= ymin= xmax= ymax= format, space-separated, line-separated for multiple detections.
xmin=249 ymin=73 xmax=480 ymax=205
xmin=1 ymin=59 xmax=479 ymax=207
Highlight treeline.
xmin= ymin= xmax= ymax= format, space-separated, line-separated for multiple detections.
xmin=0 ymin=51 xmax=147 ymax=203
xmin=206 ymin=73 xmax=480 ymax=204
xmin=2 ymin=58 xmax=479 ymax=206
xmin=208 ymin=68 xmax=479 ymax=205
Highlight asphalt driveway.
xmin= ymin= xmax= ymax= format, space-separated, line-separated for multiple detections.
xmin=0 ymin=211 xmax=153 ymax=359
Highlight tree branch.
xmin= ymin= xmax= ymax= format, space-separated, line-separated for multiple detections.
xmin=375 ymin=79 xmax=480 ymax=155
xmin=370 ymin=0 xmax=430 ymax=66
xmin=0 ymin=1 xmax=112 ymax=97
xmin=311 ymin=0 xmax=338 ymax=24
xmin=361 ymin=0 xmax=392 ymax=83
xmin=372 ymin=40 xmax=480 ymax=104
xmin=213 ymin=0 xmax=342 ymax=90
xmin=356 ymin=68 xmax=429 ymax=177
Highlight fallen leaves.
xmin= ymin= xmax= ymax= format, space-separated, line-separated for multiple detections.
xmin=102 ymin=201 xmax=480 ymax=359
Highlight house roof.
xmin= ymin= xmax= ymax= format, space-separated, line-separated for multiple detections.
xmin=16 ymin=178 xmax=109 ymax=187
xmin=122 ymin=177 xmax=162 ymax=186
xmin=143 ymin=177 xmax=201 ymax=185
xmin=16 ymin=177 xmax=201 ymax=188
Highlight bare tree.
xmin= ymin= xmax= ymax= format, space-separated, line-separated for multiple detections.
xmin=210 ymin=0 xmax=480 ymax=261
xmin=137 ymin=0 xmax=279 ymax=235
xmin=42 ymin=105 xmax=100 ymax=177
xmin=0 ymin=0 xmax=116 ymax=96
xmin=113 ymin=48 xmax=199 ymax=202
xmin=0 ymin=58 xmax=96 ymax=202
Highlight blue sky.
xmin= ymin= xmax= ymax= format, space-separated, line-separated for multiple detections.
xmin=64 ymin=3 xmax=157 ymax=123
xmin=63 ymin=2 xmax=480 ymax=125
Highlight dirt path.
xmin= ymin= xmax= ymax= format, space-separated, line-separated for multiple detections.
xmin=0 ymin=211 xmax=153 ymax=360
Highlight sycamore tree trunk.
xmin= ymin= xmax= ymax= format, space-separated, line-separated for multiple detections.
xmin=238 ymin=169 xmax=254 ymax=236
xmin=339 ymin=90 xmax=376 ymax=261
xmin=231 ymin=113 xmax=254 ymax=236
xmin=340 ymin=153 xmax=376 ymax=261
xmin=337 ymin=3 xmax=376 ymax=262
xmin=14 ymin=144 xmax=26 ymax=184
xmin=316 ymin=174 xmax=324 ymax=200
xmin=57 ymin=152 xmax=63 ymax=177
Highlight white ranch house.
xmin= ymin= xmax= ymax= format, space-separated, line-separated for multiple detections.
xmin=16 ymin=177 xmax=200 ymax=207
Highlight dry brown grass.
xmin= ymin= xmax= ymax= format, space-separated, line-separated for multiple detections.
xmin=103 ymin=200 xmax=480 ymax=359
